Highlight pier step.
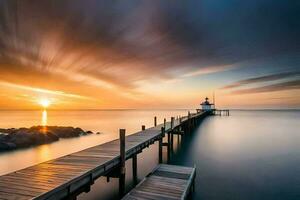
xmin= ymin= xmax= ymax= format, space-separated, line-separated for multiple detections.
xmin=122 ymin=164 xmax=196 ymax=200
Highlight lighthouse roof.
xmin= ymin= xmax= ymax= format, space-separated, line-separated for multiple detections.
xmin=200 ymin=97 xmax=214 ymax=105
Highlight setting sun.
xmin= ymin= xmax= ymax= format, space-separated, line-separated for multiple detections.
xmin=39 ymin=99 xmax=50 ymax=108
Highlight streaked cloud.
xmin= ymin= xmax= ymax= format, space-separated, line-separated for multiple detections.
xmin=231 ymin=80 xmax=300 ymax=94
xmin=222 ymin=72 xmax=300 ymax=89
xmin=182 ymin=65 xmax=236 ymax=78
xmin=0 ymin=81 xmax=91 ymax=100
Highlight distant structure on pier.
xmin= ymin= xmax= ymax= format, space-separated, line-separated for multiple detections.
xmin=200 ymin=97 xmax=215 ymax=111
xmin=197 ymin=96 xmax=229 ymax=116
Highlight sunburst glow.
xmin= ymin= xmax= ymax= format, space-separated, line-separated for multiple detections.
xmin=39 ymin=99 xmax=51 ymax=108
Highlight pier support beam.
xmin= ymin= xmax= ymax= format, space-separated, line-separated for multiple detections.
xmin=171 ymin=117 xmax=175 ymax=152
xmin=170 ymin=117 xmax=174 ymax=155
xmin=119 ymin=129 xmax=126 ymax=197
xmin=164 ymin=118 xmax=166 ymax=129
xmin=132 ymin=154 xmax=137 ymax=185
xmin=167 ymin=130 xmax=171 ymax=163
xmin=188 ymin=111 xmax=191 ymax=133
xmin=159 ymin=127 xmax=164 ymax=163
xmin=154 ymin=116 xmax=157 ymax=127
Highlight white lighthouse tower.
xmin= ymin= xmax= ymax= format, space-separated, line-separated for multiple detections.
xmin=200 ymin=97 xmax=215 ymax=111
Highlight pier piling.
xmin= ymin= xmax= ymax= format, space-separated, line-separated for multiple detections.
xmin=119 ymin=129 xmax=126 ymax=197
xmin=159 ymin=127 xmax=164 ymax=163
xmin=167 ymin=130 xmax=171 ymax=163
xmin=170 ymin=117 xmax=174 ymax=154
xmin=132 ymin=154 xmax=137 ymax=185
xmin=154 ymin=116 xmax=157 ymax=127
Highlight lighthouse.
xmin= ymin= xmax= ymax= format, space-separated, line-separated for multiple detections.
xmin=200 ymin=97 xmax=215 ymax=111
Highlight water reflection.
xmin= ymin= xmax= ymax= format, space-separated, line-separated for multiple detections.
xmin=37 ymin=145 xmax=52 ymax=161
xmin=41 ymin=110 xmax=47 ymax=126
xmin=41 ymin=109 xmax=48 ymax=133
xmin=169 ymin=111 xmax=300 ymax=200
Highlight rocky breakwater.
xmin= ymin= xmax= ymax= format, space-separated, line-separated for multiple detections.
xmin=0 ymin=126 xmax=93 ymax=152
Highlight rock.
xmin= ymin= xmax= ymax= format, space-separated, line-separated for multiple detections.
xmin=0 ymin=142 xmax=17 ymax=151
xmin=0 ymin=126 xmax=94 ymax=152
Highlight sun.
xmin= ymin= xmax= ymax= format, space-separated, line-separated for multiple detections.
xmin=39 ymin=99 xmax=51 ymax=108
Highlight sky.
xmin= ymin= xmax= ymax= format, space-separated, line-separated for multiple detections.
xmin=0 ymin=0 xmax=299 ymax=109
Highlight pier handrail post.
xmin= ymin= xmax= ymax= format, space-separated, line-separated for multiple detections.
xmin=167 ymin=128 xmax=171 ymax=163
xmin=154 ymin=116 xmax=157 ymax=127
xmin=188 ymin=111 xmax=191 ymax=133
xmin=119 ymin=129 xmax=126 ymax=197
xmin=142 ymin=125 xmax=145 ymax=131
xmin=159 ymin=127 xmax=164 ymax=163
xmin=170 ymin=117 xmax=174 ymax=153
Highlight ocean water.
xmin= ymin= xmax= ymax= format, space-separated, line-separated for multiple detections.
xmin=0 ymin=110 xmax=299 ymax=200
xmin=170 ymin=110 xmax=300 ymax=200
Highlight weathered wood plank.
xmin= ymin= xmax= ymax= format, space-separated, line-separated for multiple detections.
xmin=122 ymin=164 xmax=196 ymax=200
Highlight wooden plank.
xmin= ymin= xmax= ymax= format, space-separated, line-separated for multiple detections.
xmin=122 ymin=164 xmax=196 ymax=200
xmin=0 ymin=191 xmax=34 ymax=200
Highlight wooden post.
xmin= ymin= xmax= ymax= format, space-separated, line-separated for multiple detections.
xmin=119 ymin=129 xmax=126 ymax=197
xmin=170 ymin=117 xmax=174 ymax=153
xmin=167 ymin=130 xmax=171 ymax=163
xmin=188 ymin=112 xmax=191 ymax=133
xmin=177 ymin=130 xmax=180 ymax=144
xmin=164 ymin=118 xmax=166 ymax=129
xmin=142 ymin=125 xmax=145 ymax=131
xmin=154 ymin=116 xmax=157 ymax=127
xmin=132 ymin=154 xmax=137 ymax=185
xmin=159 ymin=127 xmax=164 ymax=163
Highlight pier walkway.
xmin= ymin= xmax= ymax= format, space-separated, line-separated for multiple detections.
xmin=122 ymin=164 xmax=196 ymax=200
xmin=0 ymin=111 xmax=208 ymax=200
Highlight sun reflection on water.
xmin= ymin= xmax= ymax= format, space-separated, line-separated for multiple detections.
xmin=37 ymin=145 xmax=52 ymax=162
xmin=41 ymin=110 xmax=48 ymax=133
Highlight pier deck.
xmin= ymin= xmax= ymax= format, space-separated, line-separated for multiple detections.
xmin=0 ymin=112 xmax=206 ymax=200
xmin=122 ymin=164 xmax=196 ymax=200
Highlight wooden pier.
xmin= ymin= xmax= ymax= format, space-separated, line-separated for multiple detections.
xmin=213 ymin=109 xmax=230 ymax=116
xmin=0 ymin=111 xmax=210 ymax=200
xmin=196 ymin=109 xmax=230 ymax=116
xmin=122 ymin=164 xmax=196 ymax=200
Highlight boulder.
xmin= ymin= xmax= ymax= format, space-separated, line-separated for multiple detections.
xmin=0 ymin=126 xmax=94 ymax=152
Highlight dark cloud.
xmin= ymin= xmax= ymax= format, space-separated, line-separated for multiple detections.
xmin=0 ymin=0 xmax=299 ymax=91
xmin=231 ymin=80 xmax=300 ymax=94
xmin=222 ymin=71 xmax=300 ymax=89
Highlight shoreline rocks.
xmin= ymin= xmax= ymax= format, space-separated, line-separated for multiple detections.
xmin=0 ymin=126 xmax=93 ymax=152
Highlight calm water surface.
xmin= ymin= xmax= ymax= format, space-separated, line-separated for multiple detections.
xmin=171 ymin=110 xmax=300 ymax=200
xmin=0 ymin=110 xmax=299 ymax=200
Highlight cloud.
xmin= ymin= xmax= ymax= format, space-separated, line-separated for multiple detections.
xmin=231 ymin=80 xmax=300 ymax=94
xmin=182 ymin=64 xmax=236 ymax=77
xmin=0 ymin=0 xmax=299 ymax=108
xmin=0 ymin=81 xmax=92 ymax=100
xmin=0 ymin=0 xmax=299 ymax=90
xmin=222 ymin=71 xmax=300 ymax=89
